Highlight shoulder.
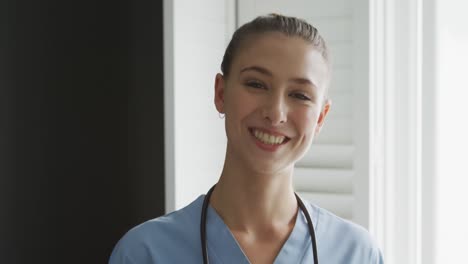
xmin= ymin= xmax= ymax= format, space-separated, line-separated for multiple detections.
xmin=313 ymin=203 xmax=374 ymax=245
xmin=306 ymin=201 xmax=384 ymax=263
xmin=109 ymin=196 xmax=204 ymax=264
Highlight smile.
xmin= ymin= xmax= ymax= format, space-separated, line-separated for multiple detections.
xmin=249 ymin=128 xmax=290 ymax=145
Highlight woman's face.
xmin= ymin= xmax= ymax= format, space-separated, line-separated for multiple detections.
xmin=215 ymin=32 xmax=331 ymax=174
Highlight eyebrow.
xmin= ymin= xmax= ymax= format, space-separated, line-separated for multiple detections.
xmin=240 ymin=65 xmax=273 ymax=77
xmin=239 ymin=65 xmax=316 ymax=88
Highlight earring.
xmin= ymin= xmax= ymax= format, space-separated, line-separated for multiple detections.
xmin=218 ymin=112 xmax=225 ymax=119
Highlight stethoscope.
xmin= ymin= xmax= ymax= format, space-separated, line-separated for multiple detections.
xmin=200 ymin=184 xmax=319 ymax=264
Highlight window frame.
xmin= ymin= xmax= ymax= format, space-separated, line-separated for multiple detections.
xmin=368 ymin=0 xmax=430 ymax=263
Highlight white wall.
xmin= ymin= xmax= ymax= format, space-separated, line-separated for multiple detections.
xmin=164 ymin=0 xmax=234 ymax=211
xmin=433 ymin=0 xmax=468 ymax=262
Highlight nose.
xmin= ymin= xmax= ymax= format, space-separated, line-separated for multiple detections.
xmin=262 ymin=94 xmax=287 ymax=126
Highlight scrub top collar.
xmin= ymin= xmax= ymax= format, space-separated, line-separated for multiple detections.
xmin=204 ymin=195 xmax=319 ymax=263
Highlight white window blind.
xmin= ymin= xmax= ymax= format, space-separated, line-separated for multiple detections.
xmin=238 ymin=0 xmax=370 ymax=226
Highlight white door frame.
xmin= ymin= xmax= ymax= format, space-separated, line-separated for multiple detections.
xmin=368 ymin=0 xmax=424 ymax=263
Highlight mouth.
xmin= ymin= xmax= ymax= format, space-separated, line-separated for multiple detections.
xmin=248 ymin=128 xmax=291 ymax=146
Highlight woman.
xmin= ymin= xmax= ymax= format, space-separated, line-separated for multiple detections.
xmin=110 ymin=14 xmax=384 ymax=264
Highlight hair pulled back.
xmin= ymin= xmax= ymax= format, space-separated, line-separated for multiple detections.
xmin=220 ymin=13 xmax=330 ymax=77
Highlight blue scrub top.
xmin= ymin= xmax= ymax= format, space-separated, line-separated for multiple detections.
xmin=109 ymin=195 xmax=384 ymax=263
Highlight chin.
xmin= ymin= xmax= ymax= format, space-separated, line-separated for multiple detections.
xmin=247 ymin=159 xmax=293 ymax=176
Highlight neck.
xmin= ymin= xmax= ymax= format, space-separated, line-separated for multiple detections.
xmin=209 ymin=152 xmax=298 ymax=235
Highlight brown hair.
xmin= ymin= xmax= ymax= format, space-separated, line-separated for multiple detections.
xmin=221 ymin=13 xmax=331 ymax=79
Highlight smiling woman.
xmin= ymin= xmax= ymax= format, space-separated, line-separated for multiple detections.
xmin=213 ymin=32 xmax=330 ymax=177
xmin=109 ymin=14 xmax=384 ymax=264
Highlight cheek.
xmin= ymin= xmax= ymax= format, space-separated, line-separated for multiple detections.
xmin=223 ymin=89 xmax=259 ymax=142
xmin=225 ymin=89 xmax=258 ymax=119
xmin=293 ymin=108 xmax=319 ymax=135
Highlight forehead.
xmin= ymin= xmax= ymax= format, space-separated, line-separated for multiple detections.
xmin=231 ymin=32 xmax=329 ymax=87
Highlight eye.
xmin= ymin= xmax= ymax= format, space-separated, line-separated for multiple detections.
xmin=290 ymin=92 xmax=311 ymax=101
xmin=245 ymin=80 xmax=266 ymax=90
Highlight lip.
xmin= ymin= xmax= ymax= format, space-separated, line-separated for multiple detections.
xmin=248 ymin=127 xmax=291 ymax=152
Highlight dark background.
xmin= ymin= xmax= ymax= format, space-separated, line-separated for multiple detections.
xmin=0 ymin=0 xmax=166 ymax=263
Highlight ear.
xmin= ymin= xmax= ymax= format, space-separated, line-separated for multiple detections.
xmin=315 ymin=99 xmax=332 ymax=134
xmin=214 ymin=73 xmax=226 ymax=113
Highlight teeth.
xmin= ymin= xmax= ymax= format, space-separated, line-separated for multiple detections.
xmin=252 ymin=129 xmax=285 ymax=145
xmin=275 ymin=137 xmax=281 ymax=144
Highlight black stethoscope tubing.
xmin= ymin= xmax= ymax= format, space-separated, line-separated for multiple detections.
xmin=200 ymin=184 xmax=319 ymax=264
